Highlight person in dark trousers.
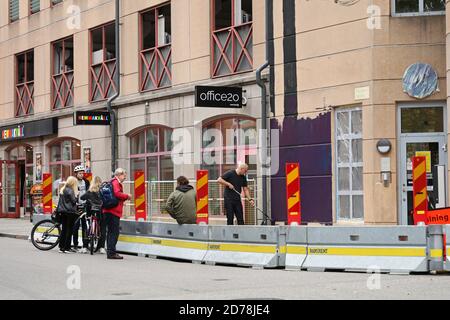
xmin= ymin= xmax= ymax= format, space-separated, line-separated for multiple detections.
xmin=80 ymin=176 xmax=107 ymax=254
xmin=218 ymin=163 xmax=255 ymax=225
xmin=58 ymin=176 xmax=79 ymax=254
xmin=103 ymin=168 xmax=132 ymax=260
xmin=72 ymin=165 xmax=90 ymax=254
xmin=165 ymin=176 xmax=197 ymax=225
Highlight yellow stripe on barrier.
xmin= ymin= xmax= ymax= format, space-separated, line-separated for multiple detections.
xmin=287 ymin=168 xmax=299 ymax=186
xmin=308 ymin=246 xmax=427 ymax=257
xmin=197 ymin=174 xmax=208 ymax=190
xmin=430 ymin=249 xmax=444 ymax=258
xmin=119 ymin=235 xmax=152 ymax=245
xmin=43 ymin=194 xmax=52 ymax=205
xmin=288 ymin=192 xmax=300 ymax=210
xmin=119 ymin=235 xmax=278 ymax=254
xmin=43 ymin=178 xmax=52 ymax=189
xmin=208 ymin=243 xmax=277 ymax=254
xmin=135 ymin=197 xmax=145 ymax=208
xmin=135 ymin=175 xmax=145 ymax=188
xmin=119 ymin=235 xmax=208 ymax=250
xmin=413 ymin=161 xmax=426 ymax=180
xmin=286 ymin=246 xmax=308 ymax=255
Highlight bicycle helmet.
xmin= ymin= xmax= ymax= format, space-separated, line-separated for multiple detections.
xmin=74 ymin=165 xmax=85 ymax=173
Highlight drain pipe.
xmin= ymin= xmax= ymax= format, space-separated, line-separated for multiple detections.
xmin=106 ymin=0 xmax=121 ymax=176
xmin=256 ymin=0 xmax=272 ymax=225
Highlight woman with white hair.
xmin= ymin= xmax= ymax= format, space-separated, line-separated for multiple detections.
xmin=57 ymin=176 xmax=79 ymax=253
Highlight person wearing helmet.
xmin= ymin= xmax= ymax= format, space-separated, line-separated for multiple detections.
xmin=73 ymin=165 xmax=90 ymax=254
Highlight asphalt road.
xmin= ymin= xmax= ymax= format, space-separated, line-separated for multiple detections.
xmin=1 ymin=237 xmax=450 ymax=300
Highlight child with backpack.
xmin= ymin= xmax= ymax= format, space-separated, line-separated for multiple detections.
xmin=80 ymin=176 xmax=106 ymax=254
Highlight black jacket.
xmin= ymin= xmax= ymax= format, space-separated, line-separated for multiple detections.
xmin=80 ymin=191 xmax=103 ymax=215
xmin=57 ymin=188 xmax=78 ymax=215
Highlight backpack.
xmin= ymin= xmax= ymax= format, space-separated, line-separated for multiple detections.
xmin=99 ymin=180 xmax=119 ymax=209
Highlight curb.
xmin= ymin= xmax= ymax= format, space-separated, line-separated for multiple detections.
xmin=0 ymin=233 xmax=29 ymax=241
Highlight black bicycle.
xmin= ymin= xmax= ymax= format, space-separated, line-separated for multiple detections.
xmin=30 ymin=213 xmax=61 ymax=251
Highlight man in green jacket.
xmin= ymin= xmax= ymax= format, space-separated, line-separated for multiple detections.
xmin=165 ymin=176 xmax=197 ymax=225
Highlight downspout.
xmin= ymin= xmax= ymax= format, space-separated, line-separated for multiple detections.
xmin=256 ymin=0 xmax=272 ymax=225
xmin=106 ymin=0 xmax=121 ymax=176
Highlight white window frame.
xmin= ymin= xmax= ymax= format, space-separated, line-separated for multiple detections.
xmin=335 ymin=107 xmax=364 ymax=221
xmin=391 ymin=0 xmax=445 ymax=17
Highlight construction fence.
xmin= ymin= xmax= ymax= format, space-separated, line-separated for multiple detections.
xmin=121 ymin=180 xmax=258 ymax=225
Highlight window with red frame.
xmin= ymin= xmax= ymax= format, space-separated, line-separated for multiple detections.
xmin=90 ymin=23 xmax=117 ymax=102
xmin=201 ymin=117 xmax=257 ymax=180
xmin=52 ymin=37 xmax=74 ymax=109
xmin=140 ymin=4 xmax=172 ymax=91
xmin=212 ymin=0 xmax=253 ymax=77
xmin=130 ymin=127 xmax=174 ymax=182
xmin=16 ymin=50 xmax=34 ymax=117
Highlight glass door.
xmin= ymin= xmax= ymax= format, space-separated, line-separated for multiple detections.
xmin=0 ymin=161 xmax=20 ymax=218
xmin=400 ymin=137 xmax=447 ymax=225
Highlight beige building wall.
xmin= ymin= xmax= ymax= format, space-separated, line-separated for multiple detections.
xmin=282 ymin=0 xmax=447 ymax=224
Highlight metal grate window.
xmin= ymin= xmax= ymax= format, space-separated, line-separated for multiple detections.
xmin=30 ymin=0 xmax=40 ymax=14
xmin=335 ymin=108 xmax=364 ymax=221
xmin=9 ymin=0 xmax=19 ymax=22
xmin=52 ymin=0 xmax=63 ymax=6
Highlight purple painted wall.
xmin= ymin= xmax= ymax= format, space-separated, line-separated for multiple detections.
xmin=270 ymin=113 xmax=332 ymax=224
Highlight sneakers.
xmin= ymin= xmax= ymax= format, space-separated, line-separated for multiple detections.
xmin=99 ymin=248 xmax=107 ymax=255
xmin=67 ymin=249 xmax=77 ymax=254
xmin=78 ymin=248 xmax=88 ymax=254
xmin=59 ymin=249 xmax=66 ymax=254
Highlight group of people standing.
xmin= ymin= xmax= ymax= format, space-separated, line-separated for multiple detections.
xmin=55 ymin=163 xmax=254 ymax=260
xmin=57 ymin=166 xmax=131 ymax=260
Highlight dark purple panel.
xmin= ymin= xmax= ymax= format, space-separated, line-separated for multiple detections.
xmin=270 ymin=113 xmax=333 ymax=224
xmin=270 ymin=177 xmax=332 ymax=224
xmin=271 ymin=112 xmax=331 ymax=147
xmin=272 ymin=145 xmax=331 ymax=178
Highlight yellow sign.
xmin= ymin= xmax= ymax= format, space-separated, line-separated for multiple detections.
xmin=415 ymin=151 xmax=431 ymax=173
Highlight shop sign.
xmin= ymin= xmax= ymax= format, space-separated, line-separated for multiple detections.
xmin=0 ymin=118 xmax=57 ymax=142
xmin=195 ymin=86 xmax=243 ymax=108
xmin=74 ymin=111 xmax=111 ymax=126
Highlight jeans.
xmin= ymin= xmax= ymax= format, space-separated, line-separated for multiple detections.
xmin=104 ymin=213 xmax=120 ymax=257
xmin=225 ymin=199 xmax=245 ymax=225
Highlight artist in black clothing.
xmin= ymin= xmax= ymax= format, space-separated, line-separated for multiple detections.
xmin=218 ymin=163 xmax=255 ymax=225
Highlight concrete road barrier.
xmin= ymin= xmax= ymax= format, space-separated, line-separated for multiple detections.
xmin=302 ymin=226 xmax=429 ymax=274
xmin=204 ymin=226 xmax=281 ymax=269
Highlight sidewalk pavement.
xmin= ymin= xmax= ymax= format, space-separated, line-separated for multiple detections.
xmin=0 ymin=218 xmax=33 ymax=240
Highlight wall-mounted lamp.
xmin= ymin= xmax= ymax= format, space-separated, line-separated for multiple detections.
xmin=377 ymin=139 xmax=392 ymax=187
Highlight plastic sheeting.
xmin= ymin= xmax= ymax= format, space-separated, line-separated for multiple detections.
xmin=403 ymin=63 xmax=439 ymax=99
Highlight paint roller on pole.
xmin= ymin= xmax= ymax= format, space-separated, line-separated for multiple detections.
xmin=230 ymin=188 xmax=272 ymax=225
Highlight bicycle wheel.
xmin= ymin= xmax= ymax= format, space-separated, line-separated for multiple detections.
xmin=31 ymin=219 xmax=61 ymax=251
xmin=89 ymin=219 xmax=99 ymax=255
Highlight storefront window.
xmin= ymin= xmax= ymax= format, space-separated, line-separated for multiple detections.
xmin=130 ymin=127 xmax=174 ymax=181
xmin=48 ymin=139 xmax=82 ymax=183
xmin=201 ymin=117 xmax=257 ymax=180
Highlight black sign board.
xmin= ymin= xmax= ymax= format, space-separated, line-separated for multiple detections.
xmin=195 ymin=86 xmax=243 ymax=108
xmin=0 ymin=118 xmax=57 ymax=142
xmin=74 ymin=111 xmax=111 ymax=126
